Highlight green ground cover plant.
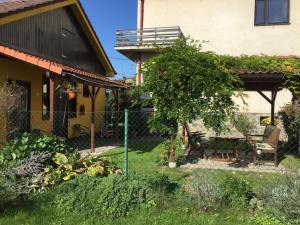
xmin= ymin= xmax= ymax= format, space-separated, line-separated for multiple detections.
xmin=0 ymin=140 xmax=296 ymax=225
xmin=37 ymin=173 xmax=176 ymax=218
xmin=0 ymin=132 xmax=73 ymax=165
xmin=281 ymin=154 xmax=300 ymax=172
xmin=259 ymin=175 xmax=300 ymax=224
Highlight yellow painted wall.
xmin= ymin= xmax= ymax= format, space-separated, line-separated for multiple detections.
xmin=68 ymin=84 xmax=106 ymax=138
xmin=0 ymin=57 xmax=106 ymax=141
xmin=0 ymin=57 xmax=52 ymax=138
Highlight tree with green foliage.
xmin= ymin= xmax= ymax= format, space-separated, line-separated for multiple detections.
xmin=141 ymin=38 xmax=240 ymax=165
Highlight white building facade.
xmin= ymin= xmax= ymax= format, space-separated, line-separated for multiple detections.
xmin=116 ymin=0 xmax=298 ymax=114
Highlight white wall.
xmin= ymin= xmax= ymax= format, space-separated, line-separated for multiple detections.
xmin=140 ymin=0 xmax=296 ymax=113
xmin=142 ymin=0 xmax=300 ymax=56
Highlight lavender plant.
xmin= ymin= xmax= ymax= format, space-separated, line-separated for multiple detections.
xmin=0 ymin=151 xmax=51 ymax=204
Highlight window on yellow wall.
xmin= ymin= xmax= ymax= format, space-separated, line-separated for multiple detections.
xmin=42 ymin=75 xmax=50 ymax=120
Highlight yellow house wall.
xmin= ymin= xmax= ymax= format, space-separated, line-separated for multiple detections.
xmin=0 ymin=57 xmax=52 ymax=139
xmin=68 ymin=85 xmax=106 ymax=138
xmin=0 ymin=57 xmax=106 ymax=142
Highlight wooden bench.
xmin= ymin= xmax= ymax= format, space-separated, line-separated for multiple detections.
xmin=250 ymin=125 xmax=281 ymax=166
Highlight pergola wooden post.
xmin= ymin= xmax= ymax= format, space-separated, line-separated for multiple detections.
xmin=88 ymin=86 xmax=101 ymax=153
xmin=112 ymin=89 xmax=120 ymax=138
xmin=45 ymin=71 xmax=55 ymax=131
xmin=49 ymin=77 xmax=54 ymax=123
xmin=239 ymin=73 xmax=284 ymax=126
xmin=257 ymin=89 xmax=278 ymax=126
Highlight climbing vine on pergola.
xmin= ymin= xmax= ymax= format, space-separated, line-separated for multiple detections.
xmin=140 ymin=38 xmax=300 ymax=163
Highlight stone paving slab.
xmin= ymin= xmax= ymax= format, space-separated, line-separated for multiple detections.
xmin=180 ymin=159 xmax=289 ymax=174
xmin=79 ymin=145 xmax=119 ymax=157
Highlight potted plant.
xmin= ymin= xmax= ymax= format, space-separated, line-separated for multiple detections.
xmin=66 ymin=83 xmax=80 ymax=99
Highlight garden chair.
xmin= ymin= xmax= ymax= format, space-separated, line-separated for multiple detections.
xmin=72 ymin=124 xmax=90 ymax=137
xmin=249 ymin=125 xmax=281 ymax=166
xmin=183 ymin=122 xmax=206 ymax=159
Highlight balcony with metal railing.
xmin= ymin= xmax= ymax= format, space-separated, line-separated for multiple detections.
xmin=115 ymin=26 xmax=183 ymax=60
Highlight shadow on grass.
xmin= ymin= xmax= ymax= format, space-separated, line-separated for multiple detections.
xmin=104 ymin=137 xmax=164 ymax=157
xmin=0 ymin=198 xmax=37 ymax=214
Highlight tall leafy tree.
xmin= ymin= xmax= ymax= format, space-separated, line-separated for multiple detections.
xmin=141 ymin=38 xmax=240 ymax=163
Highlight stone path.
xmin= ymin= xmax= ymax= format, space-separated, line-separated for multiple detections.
xmin=79 ymin=145 xmax=119 ymax=157
xmin=180 ymin=159 xmax=289 ymax=174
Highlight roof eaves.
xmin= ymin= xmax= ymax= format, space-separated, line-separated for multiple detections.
xmin=0 ymin=44 xmax=126 ymax=88
xmin=0 ymin=0 xmax=65 ymax=18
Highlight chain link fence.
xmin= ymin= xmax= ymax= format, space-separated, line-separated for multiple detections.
xmin=0 ymin=110 xmax=299 ymax=174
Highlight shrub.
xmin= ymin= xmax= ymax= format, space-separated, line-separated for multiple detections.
xmin=218 ymin=174 xmax=252 ymax=207
xmin=279 ymin=104 xmax=300 ymax=154
xmin=186 ymin=171 xmax=252 ymax=211
xmin=0 ymin=151 xmax=51 ymax=205
xmin=140 ymin=173 xmax=178 ymax=193
xmin=43 ymin=153 xmax=122 ymax=187
xmin=188 ymin=171 xmax=223 ymax=211
xmin=260 ymin=175 xmax=300 ymax=224
xmin=0 ymin=132 xmax=73 ymax=165
xmin=233 ymin=113 xmax=256 ymax=139
xmin=40 ymin=173 xmax=177 ymax=218
xmin=0 ymin=82 xmax=24 ymax=142
xmin=250 ymin=214 xmax=286 ymax=225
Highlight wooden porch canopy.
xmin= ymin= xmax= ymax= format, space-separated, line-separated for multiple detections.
xmin=0 ymin=44 xmax=127 ymax=152
xmin=238 ymin=71 xmax=285 ymax=125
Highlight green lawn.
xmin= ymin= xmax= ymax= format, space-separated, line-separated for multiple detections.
xmin=102 ymin=139 xmax=190 ymax=180
xmin=102 ymin=140 xmax=283 ymax=188
xmin=0 ymin=204 xmax=253 ymax=225
xmin=280 ymin=154 xmax=300 ymax=172
xmin=0 ymin=140 xmax=288 ymax=225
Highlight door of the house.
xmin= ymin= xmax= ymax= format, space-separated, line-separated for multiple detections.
xmin=7 ymin=80 xmax=31 ymax=137
xmin=53 ymin=86 xmax=68 ymax=138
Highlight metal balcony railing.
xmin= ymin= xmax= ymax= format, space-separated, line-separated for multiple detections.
xmin=115 ymin=26 xmax=183 ymax=47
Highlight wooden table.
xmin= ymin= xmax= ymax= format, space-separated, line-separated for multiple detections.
xmin=205 ymin=136 xmax=246 ymax=162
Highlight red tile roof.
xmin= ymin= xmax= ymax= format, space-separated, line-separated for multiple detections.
xmin=0 ymin=0 xmax=63 ymax=17
xmin=0 ymin=44 xmax=126 ymax=88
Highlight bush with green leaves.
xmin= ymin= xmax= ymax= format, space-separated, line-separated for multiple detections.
xmin=39 ymin=173 xmax=177 ymax=218
xmin=141 ymin=38 xmax=239 ymax=162
xmin=0 ymin=132 xmax=74 ymax=165
xmin=260 ymin=175 xmax=300 ymax=224
xmin=187 ymin=171 xmax=252 ymax=211
xmin=250 ymin=214 xmax=286 ymax=225
xmin=279 ymin=104 xmax=300 ymax=154
xmin=43 ymin=152 xmax=122 ymax=186
xmin=232 ymin=113 xmax=256 ymax=140
xmin=219 ymin=174 xmax=252 ymax=207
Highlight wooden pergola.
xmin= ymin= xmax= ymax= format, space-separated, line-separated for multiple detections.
xmin=48 ymin=71 xmax=127 ymax=153
xmin=238 ymin=71 xmax=285 ymax=125
xmin=0 ymin=42 xmax=127 ymax=154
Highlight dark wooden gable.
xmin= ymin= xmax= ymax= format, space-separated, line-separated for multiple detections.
xmin=0 ymin=6 xmax=105 ymax=74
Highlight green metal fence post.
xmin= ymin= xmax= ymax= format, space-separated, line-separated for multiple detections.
xmin=124 ymin=109 xmax=129 ymax=176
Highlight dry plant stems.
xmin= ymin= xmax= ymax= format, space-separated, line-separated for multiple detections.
xmin=0 ymin=82 xmax=24 ymax=142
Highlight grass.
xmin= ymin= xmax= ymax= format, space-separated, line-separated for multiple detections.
xmin=102 ymin=139 xmax=190 ymax=180
xmin=0 ymin=203 xmax=253 ymax=225
xmin=102 ymin=140 xmax=283 ymax=187
xmin=0 ymin=140 xmax=289 ymax=225
xmin=281 ymin=154 xmax=300 ymax=172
